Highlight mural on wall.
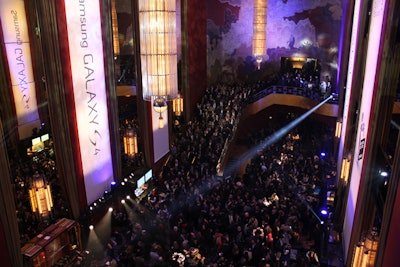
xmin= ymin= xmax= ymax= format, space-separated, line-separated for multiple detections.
xmin=206 ymin=0 xmax=342 ymax=87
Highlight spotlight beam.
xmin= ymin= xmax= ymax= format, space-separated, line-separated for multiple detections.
xmin=224 ymin=95 xmax=333 ymax=176
xmin=159 ymin=96 xmax=333 ymax=220
xmin=391 ymin=120 xmax=400 ymax=131
xmin=281 ymin=168 xmax=324 ymax=224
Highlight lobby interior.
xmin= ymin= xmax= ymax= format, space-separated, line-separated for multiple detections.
xmin=0 ymin=0 xmax=400 ymax=266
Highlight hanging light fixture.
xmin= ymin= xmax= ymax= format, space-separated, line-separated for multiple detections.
xmin=153 ymin=97 xmax=168 ymax=128
xmin=29 ymin=171 xmax=53 ymax=217
xmin=123 ymin=126 xmax=138 ymax=156
xmin=138 ymin=0 xmax=178 ymax=127
xmin=351 ymin=227 xmax=379 ymax=267
xmin=172 ymin=92 xmax=183 ymax=116
xmin=252 ymin=0 xmax=267 ymax=70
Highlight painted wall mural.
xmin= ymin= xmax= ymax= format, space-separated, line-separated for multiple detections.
xmin=206 ymin=0 xmax=342 ymax=86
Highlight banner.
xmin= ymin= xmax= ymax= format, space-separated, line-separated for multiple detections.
xmin=343 ymin=0 xmax=387 ymax=260
xmin=0 ymin=0 xmax=41 ymax=139
xmin=64 ymin=0 xmax=114 ymax=205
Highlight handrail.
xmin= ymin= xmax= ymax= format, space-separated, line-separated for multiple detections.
xmin=250 ymin=85 xmax=339 ymax=104
xmin=216 ymin=111 xmax=241 ymax=176
xmin=216 ymin=84 xmax=339 ymax=177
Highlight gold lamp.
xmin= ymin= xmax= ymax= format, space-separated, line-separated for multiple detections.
xmin=138 ymin=0 xmax=178 ymax=127
xmin=123 ymin=126 xmax=138 ymax=156
xmin=335 ymin=121 xmax=342 ymax=138
xmin=252 ymin=0 xmax=267 ymax=70
xmin=29 ymin=172 xmax=53 ymax=217
xmin=340 ymin=157 xmax=351 ymax=185
xmin=172 ymin=92 xmax=183 ymax=116
xmin=153 ymin=97 xmax=168 ymax=128
xmin=111 ymin=0 xmax=120 ymax=55
xmin=351 ymin=228 xmax=379 ymax=267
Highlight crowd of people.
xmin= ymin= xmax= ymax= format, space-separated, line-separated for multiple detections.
xmin=277 ymin=69 xmax=332 ymax=100
xmin=7 ymin=71 xmax=337 ymax=266
xmin=247 ymin=69 xmax=335 ymax=106
xmin=10 ymin=138 xmax=71 ymax=245
xmin=79 ymin=82 xmax=336 ymax=267
xmin=9 ymin=65 xmax=327 ymax=249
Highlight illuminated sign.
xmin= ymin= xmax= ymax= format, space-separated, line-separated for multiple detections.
xmin=64 ymin=0 xmax=114 ymax=204
xmin=0 ymin=0 xmax=41 ymax=139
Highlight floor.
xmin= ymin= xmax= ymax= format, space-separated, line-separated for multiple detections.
xmin=320 ymin=225 xmax=345 ymax=267
xmin=224 ymin=134 xmax=346 ymax=267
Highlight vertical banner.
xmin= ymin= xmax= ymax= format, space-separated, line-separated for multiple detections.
xmin=0 ymin=0 xmax=41 ymax=139
xmin=339 ymin=0 xmax=362 ymax=159
xmin=343 ymin=0 xmax=387 ymax=260
xmin=64 ymin=0 xmax=114 ymax=205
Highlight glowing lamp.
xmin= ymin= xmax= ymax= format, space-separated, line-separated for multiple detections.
xmin=340 ymin=158 xmax=351 ymax=185
xmin=335 ymin=121 xmax=342 ymax=138
xmin=111 ymin=0 xmax=120 ymax=55
xmin=351 ymin=228 xmax=379 ymax=267
xmin=123 ymin=126 xmax=138 ymax=157
xmin=172 ymin=92 xmax=183 ymax=116
xmin=252 ymin=0 xmax=267 ymax=70
xmin=153 ymin=97 xmax=168 ymax=128
xmin=29 ymin=172 xmax=53 ymax=217
xmin=379 ymin=170 xmax=388 ymax=177
xmin=139 ymin=0 xmax=178 ymax=126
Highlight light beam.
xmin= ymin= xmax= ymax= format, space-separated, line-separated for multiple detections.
xmin=224 ymin=95 xmax=333 ymax=176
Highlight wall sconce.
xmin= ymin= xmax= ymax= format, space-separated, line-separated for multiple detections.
xmin=111 ymin=0 xmax=120 ymax=56
xmin=335 ymin=121 xmax=342 ymax=138
xmin=352 ymin=227 xmax=379 ymax=267
xmin=172 ymin=92 xmax=183 ymax=116
xmin=29 ymin=172 xmax=53 ymax=217
xmin=340 ymin=157 xmax=351 ymax=185
xmin=252 ymin=0 xmax=267 ymax=70
xmin=123 ymin=126 xmax=138 ymax=156
xmin=138 ymin=0 xmax=179 ymax=127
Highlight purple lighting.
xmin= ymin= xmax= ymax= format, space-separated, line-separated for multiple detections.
xmin=380 ymin=171 xmax=388 ymax=177
xmin=320 ymin=209 xmax=328 ymax=216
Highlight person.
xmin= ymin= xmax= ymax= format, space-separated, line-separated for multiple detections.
xmin=306 ymin=249 xmax=320 ymax=266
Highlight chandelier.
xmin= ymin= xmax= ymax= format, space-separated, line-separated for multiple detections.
xmin=29 ymin=171 xmax=53 ymax=217
xmin=352 ymin=227 xmax=379 ymax=267
xmin=138 ymin=0 xmax=178 ymax=127
xmin=172 ymin=92 xmax=183 ymax=116
xmin=123 ymin=125 xmax=138 ymax=156
xmin=252 ymin=0 xmax=267 ymax=70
